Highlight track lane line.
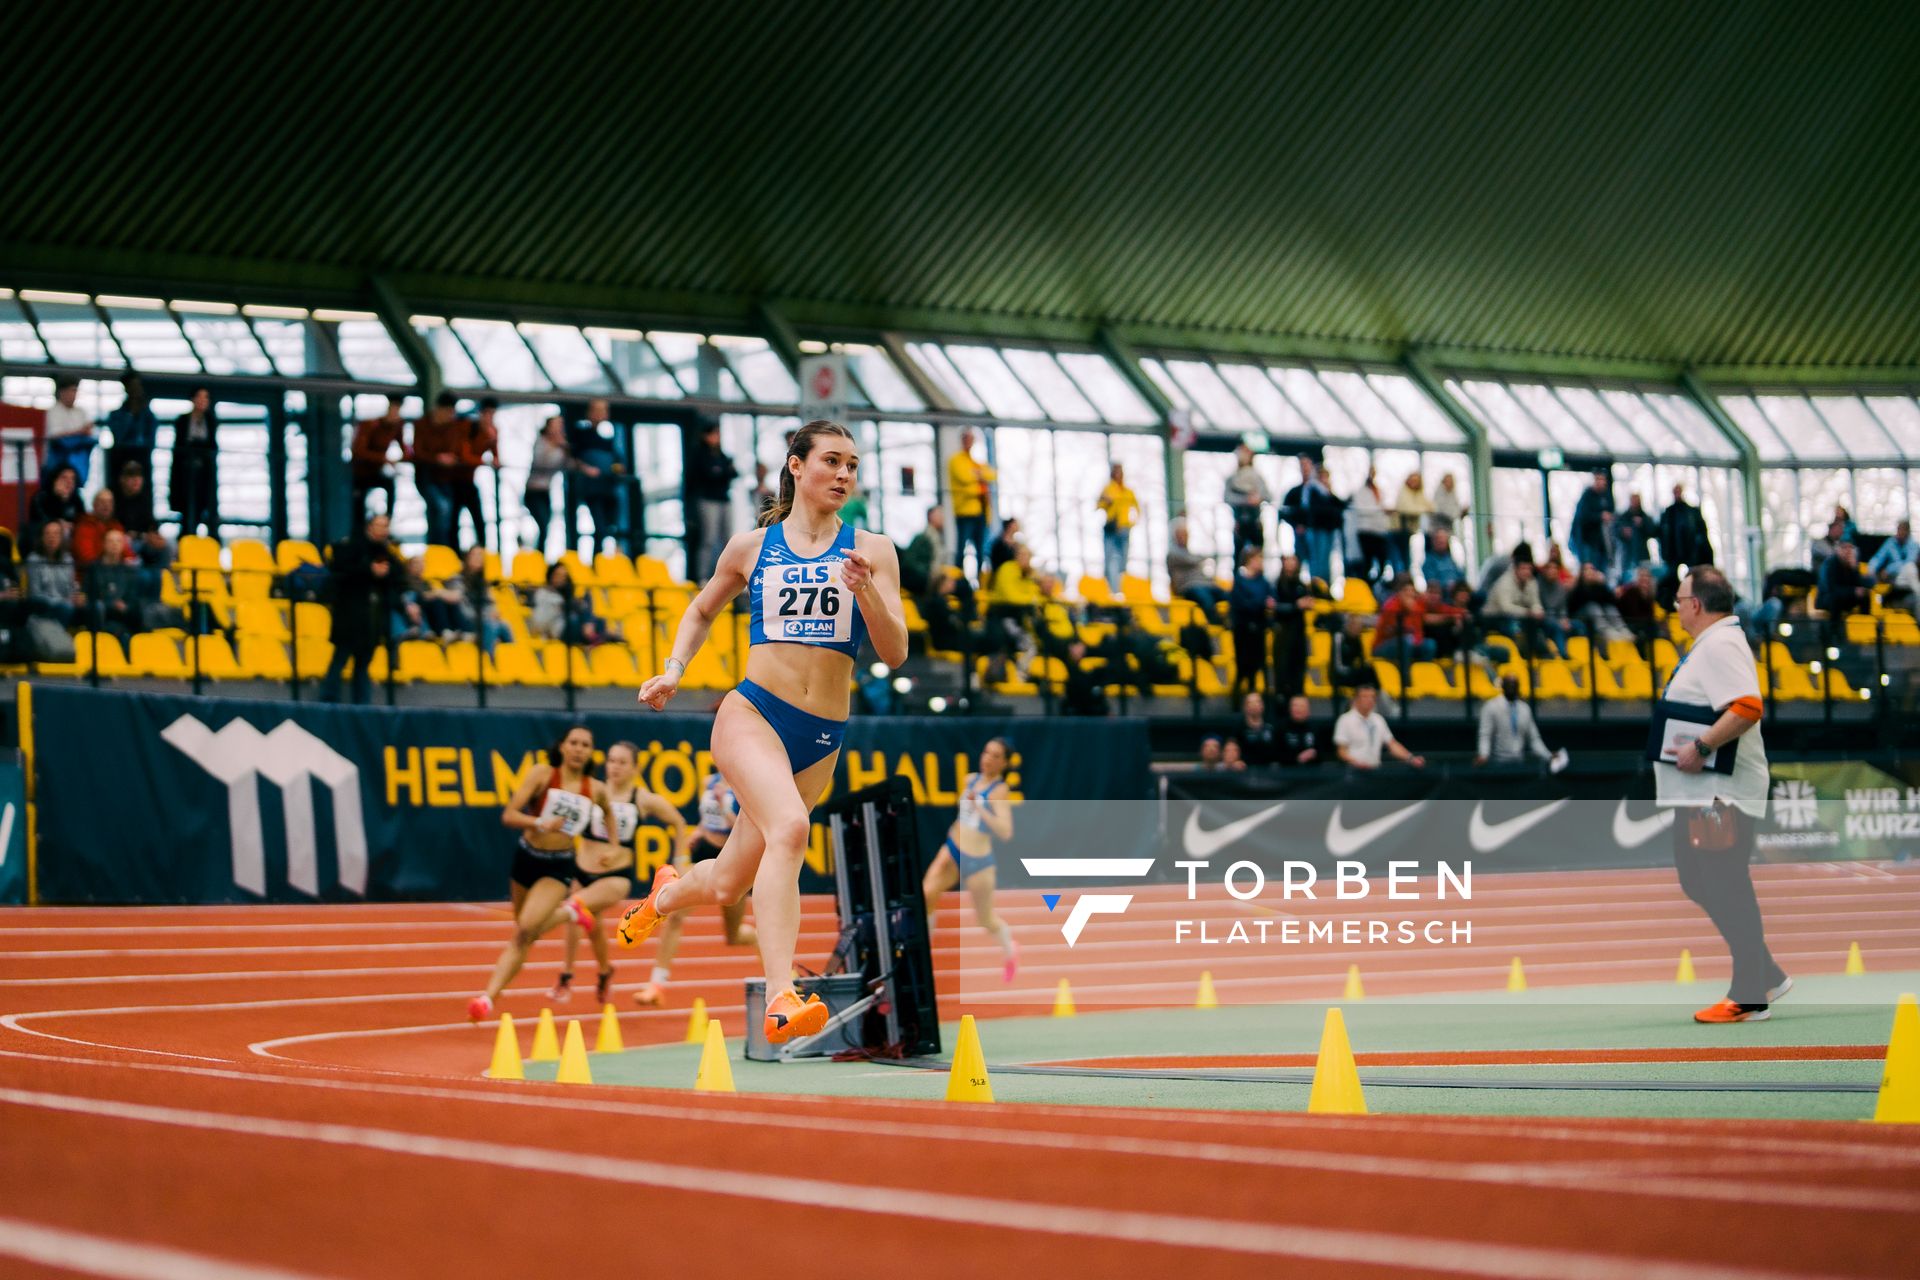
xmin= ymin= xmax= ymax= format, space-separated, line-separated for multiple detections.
xmin=0 ymin=1217 xmax=332 ymax=1280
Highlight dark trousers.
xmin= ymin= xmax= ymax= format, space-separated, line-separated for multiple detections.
xmin=1230 ymin=511 xmax=1263 ymax=568
xmin=320 ymin=642 xmax=375 ymax=705
xmin=177 ymin=465 xmax=218 ymax=537
xmin=955 ymin=514 xmax=989 ymax=583
xmin=452 ymin=480 xmax=486 ymax=551
xmin=1673 ymin=810 xmax=1784 ymax=1005
xmin=524 ymin=489 xmax=554 ymax=556
xmin=1231 ymin=621 xmax=1268 ymax=694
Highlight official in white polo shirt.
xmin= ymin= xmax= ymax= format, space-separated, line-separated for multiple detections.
xmin=1657 ymin=567 xmax=1788 ymax=1024
xmin=1333 ymin=684 xmax=1425 ymax=771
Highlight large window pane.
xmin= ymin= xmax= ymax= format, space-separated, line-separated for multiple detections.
xmin=646 ymin=332 xmax=705 ymax=396
xmin=1720 ymin=395 xmax=1790 ymax=461
xmin=1001 ymin=348 xmax=1098 ymax=423
xmin=180 ymin=313 xmax=272 ymax=376
xmin=991 ymin=427 xmax=1062 ymax=572
xmin=1319 ymin=369 xmax=1412 ymax=443
xmin=451 ymin=319 xmax=549 ymax=391
xmin=1138 ymin=358 xmax=1198 ymax=421
xmin=329 ymin=318 xmax=413 ymax=385
xmin=1179 ymin=449 xmax=1236 ymax=569
xmin=1760 ymin=470 xmax=1802 ymax=572
xmin=1513 ymin=384 xmax=1604 ymax=452
xmin=945 ymin=346 xmax=1043 ymax=421
xmin=1592 ymin=388 xmax=1678 ymax=455
xmin=1455 ymin=380 xmax=1549 ymax=450
xmin=102 ymin=301 xmax=199 ymax=373
xmin=519 ymin=324 xmax=612 ymax=393
xmin=1217 ymin=362 xmax=1302 ymax=434
xmin=1855 ymin=467 xmax=1907 ymax=533
xmin=846 ymin=346 xmax=923 ymax=413
xmin=251 ymin=318 xmax=316 ymax=378
xmin=414 ymin=320 xmax=484 ymax=388
xmin=876 ymin=421 xmax=938 ymax=541
xmin=0 ymin=295 xmax=48 ymax=363
xmin=1755 ymin=395 xmax=1843 ymax=458
xmin=1490 ymin=467 xmax=1544 ymax=559
xmin=1057 ymin=352 xmax=1155 ymax=425
xmin=1166 ymin=360 xmax=1256 ymax=430
xmin=1273 ymin=368 xmax=1364 ymax=442
xmin=717 ymin=337 xmax=798 ymax=403
xmin=904 ymin=342 xmax=985 ymax=413
xmin=1811 ymin=396 xmax=1897 ymax=459
xmin=585 ymin=329 xmax=683 ymax=399
xmin=1646 ymin=392 xmax=1736 ymax=460
xmin=1866 ymin=397 xmax=1920 ymax=455
xmin=29 ymin=298 xmax=124 ymax=368
xmin=1372 ymin=374 xmax=1462 ymax=445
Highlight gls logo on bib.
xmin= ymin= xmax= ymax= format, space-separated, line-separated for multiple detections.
xmin=768 ymin=560 xmax=850 ymax=643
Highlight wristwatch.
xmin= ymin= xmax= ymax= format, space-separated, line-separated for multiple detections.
xmin=1693 ymin=737 xmax=1712 ymax=756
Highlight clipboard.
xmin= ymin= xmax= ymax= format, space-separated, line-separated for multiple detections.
xmin=1646 ymin=700 xmax=1737 ymax=775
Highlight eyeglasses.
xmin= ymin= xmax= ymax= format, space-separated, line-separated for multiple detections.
xmin=1674 ymin=594 xmax=1697 ymax=604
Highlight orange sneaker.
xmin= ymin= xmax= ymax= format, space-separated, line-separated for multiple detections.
xmin=764 ymin=990 xmax=829 ymax=1044
xmin=631 ymin=983 xmax=666 ymax=1007
xmin=617 ymin=865 xmax=679 ymax=948
xmin=1694 ymin=998 xmax=1771 ymax=1023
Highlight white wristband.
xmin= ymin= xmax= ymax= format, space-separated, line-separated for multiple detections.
xmin=664 ymin=657 xmax=686 ymax=677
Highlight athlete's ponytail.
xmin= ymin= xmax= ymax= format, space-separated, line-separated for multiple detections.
xmin=760 ymin=419 xmax=856 ymax=528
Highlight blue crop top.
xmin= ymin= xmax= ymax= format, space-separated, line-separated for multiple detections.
xmin=746 ymin=521 xmax=869 ymax=659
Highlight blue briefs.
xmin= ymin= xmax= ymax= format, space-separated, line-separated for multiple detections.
xmin=735 ymin=678 xmax=847 ymax=772
xmin=945 ymin=836 xmax=996 ymax=881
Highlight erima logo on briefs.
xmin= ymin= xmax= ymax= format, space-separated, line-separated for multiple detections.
xmin=815 ymin=733 xmax=834 ymax=746
xmin=1020 ymin=857 xmax=1155 ymax=946
xmin=162 ymin=715 xmax=368 ymax=899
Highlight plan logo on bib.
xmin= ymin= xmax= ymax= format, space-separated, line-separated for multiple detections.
xmin=162 ymin=715 xmax=369 ymax=899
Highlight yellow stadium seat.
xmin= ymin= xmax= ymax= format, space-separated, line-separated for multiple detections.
xmin=230 ymin=540 xmax=275 ymax=596
xmin=129 ymin=633 xmax=188 ymax=679
xmin=233 ymin=601 xmax=290 ymax=639
xmin=1408 ymin=660 xmax=1462 ymax=700
xmin=1844 ymin=614 xmax=1878 ymax=646
xmin=485 ymin=642 xmax=549 ymax=686
xmin=482 ymin=550 xmax=503 ymax=581
xmin=1535 ymin=660 xmax=1585 ymax=701
xmin=1193 ymin=659 xmax=1230 ymax=697
xmin=442 ymin=641 xmax=481 ymax=684
xmin=1336 ymin=579 xmax=1376 ymax=613
xmin=1563 ymin=635 xmax=1591 ymax=668
xmin=1303 ymin=663 xmax=1332 ymax=698
xmin=237 ymin=636 xmax=292 ymax=680
xmin=594 ymin=554 xmax=636 ymax=586
xmin=1770 ymin=660 xmax=1818 ymax=702
xmin=78 ymin=631 xmax=133 ymax=678
xmin=591 ymin=644 xmax=641 ymax=688
xmin=557 ymin=550 xmax=596 ymax=589
xmin=1822 ymin=665 xmax=1861 ymax=701
xmin=189 ymin=634 xmax=245 ymax=680
xmin=294 ymin=638 xmax=332 ymax=679
xmin=395 ymin=640 xmax=445 ymax=683
xmin=1077 ymin=576 xmax=1118 ymax=606
xmin=293 ymin=602 xmax=331 ymax=639
xmin=1886 ymin=612 xmax=1920 ymax=645
xmin=509 ymin=550 xmax=549 ymax=588
xmin=230 ymin=571 xmax=273 ymax=601
xmin=1370 ymin=660 xmax=1404 ymax=700
xmin=900 ymin=595 xmax=927 ymax=633
xmin=1599 ymin=662 xmax=1654 ymax=700
xmin=1120 ymin=575 xmax=1155 ymax=605
xmin=1481 ymin=633 xmax=1520 ymax=667
xmin=33 ymin=633 xmax=88 ymax=678
xmin=1605 ymin=638 xmax=1643 ymax=665
xmin=176 ymin=535 xmax=222 ymax=571
xmin=275 ymin=539 xmax=322 ymax=574
xmin=636 ymin=555 xmax=676 ymax=589
xmin=422 ymin=544 xmax=462 ymax=582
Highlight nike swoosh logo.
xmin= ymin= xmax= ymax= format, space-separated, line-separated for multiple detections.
xmin=1182 ymin=803 xmax=1287 ymax=860
xmin=1612 ymin=799 xmax=1675 ymax=849
xmin=1324 ymin=803 xmax=1427 ymax=857
xmin=1468 ymin=800 xmax=1571 ymax=853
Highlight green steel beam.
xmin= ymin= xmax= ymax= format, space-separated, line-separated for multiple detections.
xmin=1681 ymin=368 xmax=1766 ymax=587
xmin=368 ymin=276 xmax=440 ymax=402
xmin=1404 ymin=349 xmax=1494 ymax=560
xmin=752 ymin=300 xmax=805 ymax=374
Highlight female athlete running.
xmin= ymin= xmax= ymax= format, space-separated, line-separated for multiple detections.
xmin=619 ymin=420 xmax=907 ymax=1044
xmin=468 ymin=725 xmax=611 ymax=1021
xmin=542 ymin=740 xmax=683 ymax=1006
xmin=633 ymin=768 xmax=757 ymax=1007
xmin=921 ymin=737 xmax=1019 ymax=981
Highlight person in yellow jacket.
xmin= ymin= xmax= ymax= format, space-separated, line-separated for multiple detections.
xmin=947 ymin=428 xmax=996 ymax=584
xmin=1097 ymin=463 xmax=1140 ymax=592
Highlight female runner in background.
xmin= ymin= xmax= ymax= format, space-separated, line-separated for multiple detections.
xmin=619 ymin=420 xmax=908 ymax=1043
xmin=543 ymin=740 xmax=683 ymax=1006
xmin=468 ymin=726 xmax=610 ymax=1021
xmin=633 ymin=767 xmax=758 ymax=1007
xmin=921 ymin=736 xmax=1019 ymax=981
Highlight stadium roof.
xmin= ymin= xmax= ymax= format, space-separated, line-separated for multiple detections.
xmin=6 ymin=0 xmax=1919 ymax=373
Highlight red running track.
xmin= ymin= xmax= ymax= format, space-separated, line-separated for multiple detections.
xmin=2 ymin=864 xmax=1919 ymax=1278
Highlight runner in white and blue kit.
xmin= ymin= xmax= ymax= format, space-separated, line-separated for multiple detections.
xmin=921 ymin=737 xmax=1020 ymax=982
xmin=619 ymin=421 xmax=909 ymax=1046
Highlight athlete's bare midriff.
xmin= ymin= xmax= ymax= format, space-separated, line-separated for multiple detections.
xmin=742 ymin=642 xmax=854 ymax=721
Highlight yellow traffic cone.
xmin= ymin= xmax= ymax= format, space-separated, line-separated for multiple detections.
xmin=1195 ymin=970 xmax=1219 ymax=1009
xmin=1052 ymin=978 xmax=1075 ymax=1018
xmin=1872 ymin=993 xmax=1919 ymax=1124
xmin=1506 ymin=957 xmax=1527 ymax=993
xmin=595 ymin=1003 xmax=624 ymax=1054
xmin=1675 ymin=949 xmax=1696 ymax=984
xmin=529 ymin=1007 xmax=561 ymax=1061
xmin=946 ymin=1013 xmax=993 ymax=1102
xmin=684 ymin=997 xmax=709 ymax=1045
xmin=1343 ymin=964 xmax=1366 ymax=1001
xmin=1307 ymin=1008 xmax=1366 ymax=1115
xmin=555 ymin=1019 xmax=593 ymax=1084
xmin=1846 ymin=942 xmax=1866 ymax=976
xmin=485 ymin=1013 xmax=523 ymax=1080
xmin=695 ymin=1018 xmax=735 ymax=1093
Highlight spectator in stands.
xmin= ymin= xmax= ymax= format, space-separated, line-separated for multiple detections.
xmin=565 ymin=397 xmax=624 ymax=556
xmin=453 ymin=396 xmax=501 ymax=550
xmin=988 ymin=515 xmax=1023 ymax=581
xmin=1344 ymin=468 xmax=1389 ymax=585
xmin=1373 ymin=576 xmax=1439 ymax=665
xmin=1866 ymin=519 xmax=1918 ymax=582
xmin=1224 ymin=443 xmax=1270 ymax=568
xmin=349 ymin=395 xmax=406 ymax=521
xmin=86 ymin=529 xmax=146 ymax=640
xmin=751 ymin=462 xmax=777 ymax=521
xmin=1232 ymin=692 xmax=1278 ymax=766
xmin=27 ymin=464 xmax=84 ymax=547
xmin=1430 ymin=472 xmax=1467 ymax=537
xmin=1280 ymin=455 xmax=1342 ymax=583
xmin=1537 ymin=543 xmax=1573 ymax=623
xmin=1279 ymin=695 xmax=1322 ymax=766
xmin=1166 ymin=519 xmax=1225 ymax=617
xmin=42 ymin=376 xmax=96 ymax=487
xmin=24 ymin=521 xmax=84 ymax=626
xmin=1616 ymin=564 xmax=1658 ymax=629
xmin=947 ymin=428 xmax=996 ymax=584
xmin=170 ymin=386 xmax=220 ymax=537
xmin=1615 ymin=492 xmax=1655 ymax=579
xmin=1328 ymin=612 xmax=1376 ymax=702
xmin=1815 ymin=541 xmax=1865 ymax=620
xmin=1391 ymin=472 xmax=1430 ymax=576
xmin=1059 ymin=636 xmax=1110 ymax=716
xmin=411 ymin=391 xmax=467 ymax=548
xmin=1476 ymin=674 xmax=1551 ymax=767
xmin=391 ymin=556 xmax=433 ymax=642
xmin=1271 ymin=553 xmax=1327 ymax=698
xmin=1197 ymin=736 xmax=1226 ymax=770
xmin=1832 ymin=505 xmax=1859 ymax=543
xmin=455 ymin=544 xmax=513 ymax=653
xmin=1097 ymin=463 xmax=1139 ymax=592
xmin=523 ymin=414 xmax=571 ymax=556
xmin=1567 ymin=561 xmax=1634 ymax=643
xmin=110 ymin=462 xmax=170 ymax=571
xmin=1219 ymin=739 xmax=1247 ymax=771
xmin=1334 ymin=684 xmax=1424 ymax=770
xmin=1808 ymin=517 xmax=1848 ymax=579
xmin=1422 ymin=580 xmax=1475 ymax=662
xmin=103 ymin=372 xmax=157 ymax=488
xmin=1477 ymin=540 xmax=1532 ymax=599
xmin=322 ymin=513 xmax=403 ymax=705
xmin=1484 ymin=558 xmax=1563 ymax=658
xmin=688 ymin=419 xmax=737 ymax=580
xmin=1659 ymin=483 xmax=1713 ymax=571
xmin=70 ymin=490 xmax=123 ymax=568
xmin=1570 ymin=470 xmax=1615 ymax=575
xmin=1421 ymin=528 xmax=1465 ymax=593
xmin=901 ymin=505 xmax=948 ymax=596
xmin=1228 ymin=547 xmax=1277 ymax=696
xmin=987 ymin=543 xmax=1051 ymax=674
xmin=530 ymin=562 xmax=607 ymax=647
xmin=920 ymin=569 xmax=983 ymax=659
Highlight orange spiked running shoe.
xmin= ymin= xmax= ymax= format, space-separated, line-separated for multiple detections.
xmin=1694 ymin=998 xmax=1771 ymax=1023
xmin=764 ymin=990 xmax=829 ymax=1044
xmin=617 ymin=865 xmax=679 ymax=948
